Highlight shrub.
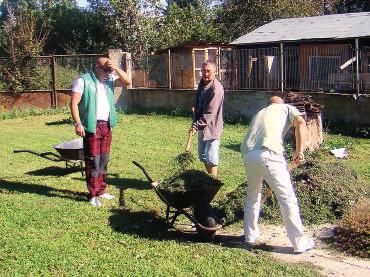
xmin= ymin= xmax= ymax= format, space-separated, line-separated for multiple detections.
xmin=215 ymin=158 xmax=368 ymax=225
xmin=333 ymin=198 xmax=370 ymax=258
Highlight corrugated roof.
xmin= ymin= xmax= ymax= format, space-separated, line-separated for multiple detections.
xmin=231 ymin=12 xmax=370 ymax=45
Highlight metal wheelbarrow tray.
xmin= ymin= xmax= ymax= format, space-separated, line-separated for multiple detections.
xmin=133 ymin=161 xmax=222 ymax=241
xmin=14 ymin=138 xmax=85 ymax=173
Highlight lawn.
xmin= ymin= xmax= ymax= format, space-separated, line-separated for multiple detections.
xmin=0 ymin=110 xmax=368 ymax=276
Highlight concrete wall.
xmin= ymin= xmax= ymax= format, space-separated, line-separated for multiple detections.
xmin=120 ymin=88 xmax=370 ymax=125
xmin=1 ymin=87 xmax=368 ymax=126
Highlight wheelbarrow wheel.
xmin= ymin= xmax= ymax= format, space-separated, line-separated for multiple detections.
xmin=193 ymin=200 xmax=217 ymax=241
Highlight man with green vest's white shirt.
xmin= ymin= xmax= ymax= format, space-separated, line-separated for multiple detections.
xmin=71 ymin=56 xmax=131 ymax=207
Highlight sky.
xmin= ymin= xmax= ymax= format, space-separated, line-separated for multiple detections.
xmin=76 ymin=0 xmax=168 ymax=9
xmin=77 ymin=0 xmax=89 ymax=8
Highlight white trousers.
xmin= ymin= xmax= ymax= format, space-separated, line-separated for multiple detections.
xmin=243 ymin=149 xmax=309 ymax=251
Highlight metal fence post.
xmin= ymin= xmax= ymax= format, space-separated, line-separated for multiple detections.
xmin=280 ymin=42 xmax=284 ymax=92
xmin=167 ymin=49 xmax=172 ymax=89
xmin=51 ymin=55 xmax=57 ymax=108
xmin=355 ymin=38 xmax=360 ymax=97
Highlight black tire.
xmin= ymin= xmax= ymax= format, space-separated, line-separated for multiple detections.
xmin=193 ymin=200 xmax=217 ymax=241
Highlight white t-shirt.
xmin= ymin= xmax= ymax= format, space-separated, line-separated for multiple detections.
xmin=241 ymin=103 xmax=302 ymax=155
xmin=72 ymin=76 xmax=118 ymax=121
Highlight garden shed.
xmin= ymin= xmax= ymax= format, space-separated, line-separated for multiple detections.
xmin=230 ymin=12 xmax=370 ymax=94
xmin=131 ymin=43 xmax=234 ymax=89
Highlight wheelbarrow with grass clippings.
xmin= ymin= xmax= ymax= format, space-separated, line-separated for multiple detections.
xmin=132 ymin=160 xmax=222 ymax=241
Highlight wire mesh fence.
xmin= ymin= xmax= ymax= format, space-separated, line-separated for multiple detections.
xmin=234 ymin=47 xmax=281 ymax=90
xmin=132 ymin=53 xmax=168 ymax=88
xmin=0 ymin=44 xmax=369 ymax=94
xmin=0 ymin=56 xmax=52 ymax=91
xmin=54 ymin=54 xmax=101 ymax=90
xmin=285 ymin=44 xmax=356 ymax=92
xmin=361 ymin=46 xmax=370 ymax=91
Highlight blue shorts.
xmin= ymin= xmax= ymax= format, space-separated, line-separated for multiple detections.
xmin=198 ymin=130 xmax=220 ymax=166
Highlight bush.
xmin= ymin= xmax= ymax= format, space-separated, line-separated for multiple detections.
xmin=333 ymin=198 xmax=370 ymax=258
xmin=215 ymin=158 xmax=368 ymax=225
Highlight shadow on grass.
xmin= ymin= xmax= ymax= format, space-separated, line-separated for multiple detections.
xmin=107 ymin=175 xmax=151 ymax=191
xmin=26 ymin=166 xmax=83 ymax=176
xmin=214 ymin=233 xmax=294 ymax=253
xmin=109 ymin=209 xmax=202 ymax=243
xmin=223 ymin=143 xmax=241 ymax=152
xmin=45 ymin=118 xmax=73 ymax=126
xmin=0 ymin=178 xmax=88 ymax=202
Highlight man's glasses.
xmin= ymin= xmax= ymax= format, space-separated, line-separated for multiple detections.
xmin=99 ymin=65 xmax=113 ymax=73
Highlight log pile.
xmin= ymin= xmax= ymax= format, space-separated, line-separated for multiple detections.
xmin=282 ymin=92 xmax=324 ymax=151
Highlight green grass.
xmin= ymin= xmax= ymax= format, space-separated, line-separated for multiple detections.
xmin=0 ymin=111 xmax=368 ymax=276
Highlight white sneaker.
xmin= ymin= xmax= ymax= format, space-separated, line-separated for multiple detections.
xmin=100 ymin=193 xmax=115 ymax=200
xmin=89 ymin=197 xmax=102 ymax=207
xmin=294 ymin=238 xmax=315 ymax=254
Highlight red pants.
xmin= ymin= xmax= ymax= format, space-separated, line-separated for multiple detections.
xmin=83 ymin=121 xmax=112 ymax=198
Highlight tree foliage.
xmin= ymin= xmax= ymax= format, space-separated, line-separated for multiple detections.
xmin=0 ymin=4 xmax=49 ymax=90
xmin=1 ymin=0 xmax=369 ymax=58
xmin=333 ymin=0 xmax=370 ymax=13
xmin=214 ymin=0 xmax=327 ymax=43
xmin=156 ymin=0 xmax=221 ymax=50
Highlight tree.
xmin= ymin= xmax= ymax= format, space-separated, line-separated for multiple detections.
xmin=333 ymin=0 xmax=370 ymax=13
xmin=214 ymin=0 xmax=326 ymax=43
xmin=156 ymin=0 xmax=221 ymax=50
xmin=0 ymin=4 xmax=49 ymax=90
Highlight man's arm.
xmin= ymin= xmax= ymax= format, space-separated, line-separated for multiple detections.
xmin=293 ymin=115 xmax=307 ymax=164
xmin=71 ymin=92 xmax=85 ymax=137
xmin=106 ymin=60 xmax=131 ymax=87
xmin=191 ymin=88 xmax=223 ymax=131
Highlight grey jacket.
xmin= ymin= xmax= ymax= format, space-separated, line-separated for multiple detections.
xmin=192 ymin=78 xmax=224 ymax=140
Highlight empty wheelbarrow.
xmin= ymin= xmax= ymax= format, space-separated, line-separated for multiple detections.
xmin=14 ymin=138 xmax=85 ymax=174
xmin=132 ymin=160 xmax=222 ymax=241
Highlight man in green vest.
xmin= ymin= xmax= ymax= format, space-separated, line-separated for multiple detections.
xmin=71 ymin=56 xmax=131 ymax=207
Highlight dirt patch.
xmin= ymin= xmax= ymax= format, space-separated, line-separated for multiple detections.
xmin=216 ymin=224 xmax=370 ymax=277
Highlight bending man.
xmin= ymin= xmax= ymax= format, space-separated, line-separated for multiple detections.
xmin=241 ymin=96 xmax=314 ymax=253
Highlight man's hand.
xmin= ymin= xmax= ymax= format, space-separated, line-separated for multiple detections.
xmin=75 ymin=124 xmax=85 ymax=137
xmin=293 ymin=152 xmax=305 ymax=165
xmin=106 ymin=59 xmax=119 ymax=72
xmin=189 ymin=127 xmax=197 ymax=136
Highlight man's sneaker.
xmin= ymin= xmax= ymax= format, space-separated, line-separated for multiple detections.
xmin=294 ymin=238 xmax=315 ymax=254
xmin=100 ymin=193 xmax=115 ymax=200
xmin=89 ymin=197 xmax=102 ymax=208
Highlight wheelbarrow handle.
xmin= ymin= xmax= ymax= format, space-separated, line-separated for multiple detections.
xmin=132 ymin=161 xmax=154 ymax=183
xmin=13 ymin=150 xmax=64 ymax=162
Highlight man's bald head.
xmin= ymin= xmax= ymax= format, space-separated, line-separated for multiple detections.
xmin=270 ymin=96 xmax=284 ymax=104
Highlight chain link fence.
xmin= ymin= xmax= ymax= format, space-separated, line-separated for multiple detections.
xmin=132 ymin=53 xmax=168 ymax=88
xmin=1 ymin=45 xmax=369 ymax=94
xmin=54 ymin=54 xmax=101 ymax=89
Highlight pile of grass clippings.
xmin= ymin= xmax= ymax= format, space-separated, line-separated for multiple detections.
xmin=215 ymin=159 xmax=368 ymax=225
xmin=333 ymin=198 xmax=370 ymax=258
xmin=160 ymin=170 xmax=223 ymax=193
xmin=174 ymin=151 xmax=196 ymax=171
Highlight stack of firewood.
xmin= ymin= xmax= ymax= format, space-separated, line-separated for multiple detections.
xmin=283 ymin=92 xmax=324 ymax=151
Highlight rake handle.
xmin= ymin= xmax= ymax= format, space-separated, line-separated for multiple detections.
xmin=185 ymin=133 xmax=193 ymax=152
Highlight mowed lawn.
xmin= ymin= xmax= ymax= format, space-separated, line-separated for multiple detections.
xmin=0 ymin=111 xmax=368 ymax=276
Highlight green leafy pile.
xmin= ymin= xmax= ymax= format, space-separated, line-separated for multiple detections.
xmin=215 ymin=159 xmax=367 ymax=225
xmin=160 ymin=170 xmax=223 ymax=193
xmin=174 ymin=151 xmax=196 ymax=171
